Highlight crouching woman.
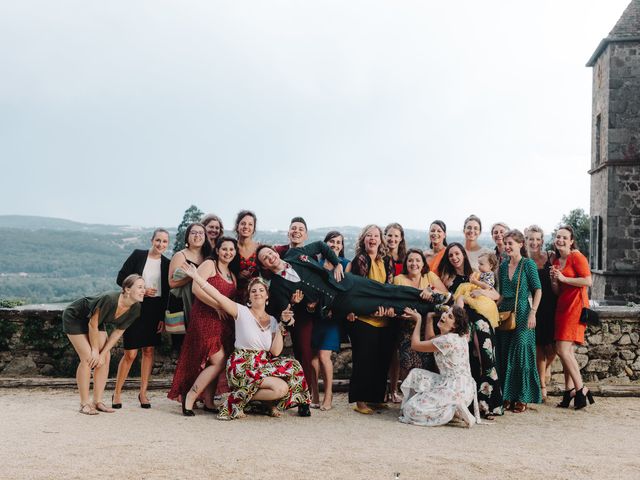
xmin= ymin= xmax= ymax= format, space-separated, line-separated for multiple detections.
xmin=182 ymin=264 xmax=311 ymax=419
xmin=399 ymin=306 xmax=480 ymax=427
xmin=62 ymin=274 xmax=145 ymax=415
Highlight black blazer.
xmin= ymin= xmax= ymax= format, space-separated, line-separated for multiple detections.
xmin=267 ymin=241 xmax=351 ymax=319
xmin=117 ymin=249 xmax=170 ymax=304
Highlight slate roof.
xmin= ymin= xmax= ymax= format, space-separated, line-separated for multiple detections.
xmin=587 ymin=0 xmax=640 ymax=66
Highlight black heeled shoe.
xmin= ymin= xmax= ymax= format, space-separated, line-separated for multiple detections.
xmin=203 ymin=405 xmax=219 ymax=414
xmin=182 ymin=396 xmax=195 ymax=417
xmin=138 ymin=393 xmax=151 ymax=409
xmin=556 ymin=388 xmax=575 ymax=408
xmin=111 ymin=394 xmax=122 ymax=409
xmin=574 ymin=387 xmax=595 ymax=410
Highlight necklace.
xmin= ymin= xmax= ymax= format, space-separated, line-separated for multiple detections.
xmin=251 ymin=310 xmax=271 ymax=332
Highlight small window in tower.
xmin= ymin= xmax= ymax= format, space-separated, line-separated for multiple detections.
xmin=595 ymin=114 xmax=601 ymax=166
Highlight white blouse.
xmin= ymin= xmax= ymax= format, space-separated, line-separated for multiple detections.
xmin=234 ymin=305 xmax=278 ymax=351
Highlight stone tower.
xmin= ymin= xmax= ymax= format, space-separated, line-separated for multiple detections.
xmin=586 ymin=0 xmax=640 ymax=302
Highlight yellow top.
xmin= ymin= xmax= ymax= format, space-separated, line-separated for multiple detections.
xmin=393 ymin=272 xmax=440 ymax=290
xmin=358 ymin=258 xmax=389 ymax=328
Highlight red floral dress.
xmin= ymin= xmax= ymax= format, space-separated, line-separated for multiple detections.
xmin=167 ymin=274 xmax=237 ymax=400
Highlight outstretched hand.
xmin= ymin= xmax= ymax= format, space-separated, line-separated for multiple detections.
xmin=181 ymin=262 xmax=199 ymax=280
xmin=401 ymin=307 xmax=421 ymax=322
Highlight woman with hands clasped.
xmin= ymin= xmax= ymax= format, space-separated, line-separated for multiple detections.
xmin=399 ymin=305 xmax=479 ymax=427
xmin=62 ymin=274 xmax=145 ymax=414
xmin=550 ymin=225 xmax=594 ymax=410
xmin=182 ymin=263 xmax=311 ymax=420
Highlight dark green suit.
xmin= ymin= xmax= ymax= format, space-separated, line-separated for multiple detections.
xmin=267 ymin=241 xmax=434 ymax=319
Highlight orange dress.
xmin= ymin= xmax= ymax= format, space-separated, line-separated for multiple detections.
xmin=553 ymin=251 xmax=590 ymax=344
xmin=429 ymin=249 xmax=446 ymax=275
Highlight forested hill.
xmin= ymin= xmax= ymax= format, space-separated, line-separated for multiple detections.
xmin=0 ymin=215 xmax=469 ymax=304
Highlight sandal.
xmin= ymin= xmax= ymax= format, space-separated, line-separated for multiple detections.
xmin=512 ymin=402 xmax=527 ymax=413
xmin=320 ymin=403 xmax=332 ymax=411
xmin=94 ymin=402 xmax=115 ymax=413
xmin=79 ymin=403 xmax=98 ymax=415
xmin=269 ymin=406 xmax=283 ymax=418
xmin=353 ymin=405 xmax=374 ymax=415
xmin=541 ymin=387 xmax=548 ymax=402
xmin=368 ymin=402 xmax=389 ymax=410
xmin=310 ymin=403 xmax=321 ymax=409
xmin=390 ymin=392 xmax=403 ymax=404
xmin=482 ymin=413 xmax=497 ymax=421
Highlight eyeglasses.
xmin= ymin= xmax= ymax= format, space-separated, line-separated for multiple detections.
xmin=190 ymin=231 xmax=205 ymax=237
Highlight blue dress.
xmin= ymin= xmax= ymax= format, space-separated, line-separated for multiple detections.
xmin=311 ymin=257 xmax=350 ymax=351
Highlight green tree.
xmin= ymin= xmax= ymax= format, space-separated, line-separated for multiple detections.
xmin=546 ymin=208 xmax=590 ymax=257
xmin=173 ymin=205 xmax=204 ymax=252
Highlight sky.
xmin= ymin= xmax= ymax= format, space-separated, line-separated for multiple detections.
xmin=0 ymin=0 xmax=633 ymax=234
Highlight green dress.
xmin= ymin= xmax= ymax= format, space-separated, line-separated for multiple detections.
xmin=496 ymin=258 xmax=542 ymax=404
xmin=62 ymin=291 xmax=141 ymax=335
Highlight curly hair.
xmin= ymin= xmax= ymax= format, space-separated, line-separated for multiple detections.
xmin=354 ymin=224 xmax=388 ymax=260
xmin=450 ymin=306 xmax=469 ymax=336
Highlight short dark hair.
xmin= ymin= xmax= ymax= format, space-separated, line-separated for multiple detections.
xmin=211 ymin=236 xmax=240 ymax=276
xmin=437 ymin=242 xmax=473 ymax=279
xmin=290 ymin=217 xmax=307 ymax=230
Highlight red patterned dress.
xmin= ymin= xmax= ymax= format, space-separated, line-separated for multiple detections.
xmin=167 ymin=274 xmax=237 ymax=401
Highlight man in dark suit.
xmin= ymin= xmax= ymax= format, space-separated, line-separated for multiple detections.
xmin=258 ymin=241 xmax=447 ymax=322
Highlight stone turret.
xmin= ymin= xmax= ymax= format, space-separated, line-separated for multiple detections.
xmin=586 ymin=0 xmax=640 ymax=302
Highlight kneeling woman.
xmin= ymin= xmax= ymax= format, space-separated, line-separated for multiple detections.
xmin=183 ymin=264 xmax=311 ymax=419
xmin=62 ymin=275 xmax=145 ymax=414
xmin=399 ymin=306 xmax=479 ymax=427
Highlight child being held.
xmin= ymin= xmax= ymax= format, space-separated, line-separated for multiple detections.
xmin=453 ymin=252 xmax=499 ymax=327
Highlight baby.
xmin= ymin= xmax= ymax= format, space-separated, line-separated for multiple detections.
xmin=453 ymin=252 xmax=499 ymax=327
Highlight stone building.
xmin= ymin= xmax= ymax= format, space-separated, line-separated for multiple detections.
xmin=587 ymin=0 xmax=640 ymax=302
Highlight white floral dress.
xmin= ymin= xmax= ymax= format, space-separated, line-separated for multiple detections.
xmin=399 ymin=333 xmax=479 ymax=427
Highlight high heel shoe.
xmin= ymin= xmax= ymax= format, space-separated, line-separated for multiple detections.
xmin=138 ymin=393 xmax=151 ymax=409
xmin=182 ymin=396 xmax=195 ymax=417
xmin=111 ymin=394 xmax=122 ymax=409
xmin=556 ymin=388 xmax=575 ymax=408
xmin=574 ymin=387 xmax=595 ymax=410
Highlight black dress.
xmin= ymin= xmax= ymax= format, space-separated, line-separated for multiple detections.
xmin=535 ymin=252 xmax=558 ymax=347
xmin=117 ymin=249 xmax=170 ymax=350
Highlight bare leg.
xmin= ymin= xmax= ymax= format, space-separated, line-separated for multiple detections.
xmin=139 ymin=346 xmax=154 ymax=403
xmin=252 ymin=377 xmax=289 ymax=401
xmin=67 ymin=334 xmax=94 ymax=406
xmin=545 ymin=346 xmax=557 ymax=383
xmin=387 ymin=349 xmax=401 ymax=402
xmin=185 ymin=349 xmax=226 ymax=411
xmin=113 ymin=348 xmax=138 ymax=403
xmin=318 ymin=349 xmax=334 ymax=410
xmin=92 ymin=331 xmax=110 ymax=405
xmin=536 ymin=345 xmax=547 ymax=398
xmin=555 ymin=341 xmax=581 ymax=391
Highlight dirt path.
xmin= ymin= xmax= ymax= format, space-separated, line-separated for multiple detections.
xmin=1 ymin=389 xmax=639 ymax=480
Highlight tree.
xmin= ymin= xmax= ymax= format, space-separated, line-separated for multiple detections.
xmin=173 ymin=205 xmax=204 ymax=253
xmin=546 ymin=208 xmax=590 ymax=257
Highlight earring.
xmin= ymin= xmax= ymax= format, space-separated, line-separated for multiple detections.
xmin=266 ymin=300 xmax=269 ymax=305
xmin=246 ymin=301 xmax=252 ymax=307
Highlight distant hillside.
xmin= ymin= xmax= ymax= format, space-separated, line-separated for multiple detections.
xmin=0 ymin=215 xmax=490 ymax=303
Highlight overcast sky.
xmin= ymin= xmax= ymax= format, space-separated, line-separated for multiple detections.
xmin=0 ymin=0 xmax=632 ymax=233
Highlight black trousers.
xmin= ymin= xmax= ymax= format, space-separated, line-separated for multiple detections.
xmin=348 ymin=320 xmax=394 ymax=404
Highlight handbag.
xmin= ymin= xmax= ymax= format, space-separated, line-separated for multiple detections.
xmin=579 ymin=287 xmax=600 ymax=326
xmin=164 ymin=292 xmax=186 ymax=334
xmin=497 ymin=260 xmax=523 ymax=332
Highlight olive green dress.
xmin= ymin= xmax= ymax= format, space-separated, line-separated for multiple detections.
xmin=496 ymin=258 xmax=542 ymax=404
xmin=62 ymin=291 xmax=141 ymax=335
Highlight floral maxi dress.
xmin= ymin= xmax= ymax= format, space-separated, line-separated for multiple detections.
xmin=399 ymin=333 xmax=479 ymax=427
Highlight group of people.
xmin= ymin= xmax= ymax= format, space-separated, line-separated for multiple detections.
xmin=62 ymin=211 xmax=595 ymax=426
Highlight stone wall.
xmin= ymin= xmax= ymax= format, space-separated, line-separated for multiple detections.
xmin=1 ymin=306 xmax=639 ymax=385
